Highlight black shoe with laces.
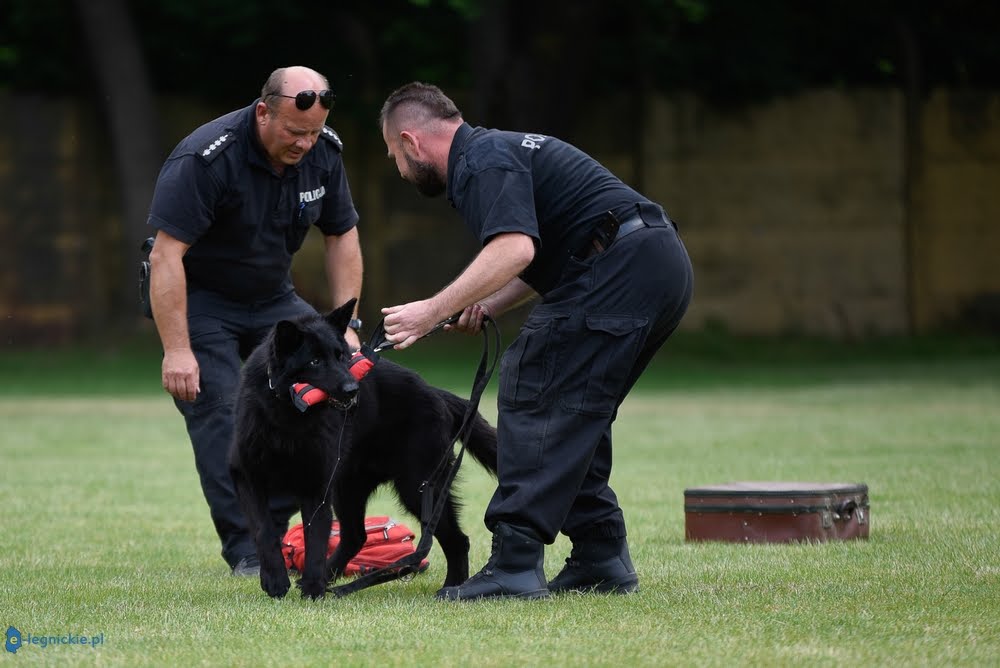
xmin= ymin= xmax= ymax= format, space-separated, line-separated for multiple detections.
xmin=436 ymin=523 xmax=550 ymax=601
xmin=547 ymin=537 xmax=639 ymax=594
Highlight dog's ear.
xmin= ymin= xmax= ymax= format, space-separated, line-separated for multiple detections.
xmin=324 ymin=297 xmax=358 ymax=334
xmin=273 ymin=320 xmax=304 ymax=357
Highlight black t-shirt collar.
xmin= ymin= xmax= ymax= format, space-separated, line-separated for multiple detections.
xmin=446 ymin=121 xmax=475 ymax=204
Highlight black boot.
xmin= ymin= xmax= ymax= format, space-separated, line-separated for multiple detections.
xmin=547 ymin=537 xmax=639 ymax=594
xmin=436 ymin=523 xmax=550 ymax=601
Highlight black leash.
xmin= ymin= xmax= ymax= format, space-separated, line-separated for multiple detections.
xmin=326 ymin=314 xmax=501 ymax=597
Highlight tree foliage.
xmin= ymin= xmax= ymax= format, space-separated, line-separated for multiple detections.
xmin=3 ymin=0 xmax=999 ymax=111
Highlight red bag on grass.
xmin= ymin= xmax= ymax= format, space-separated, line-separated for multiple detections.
xmin=282 ymin=516 xmax=428 ymax=577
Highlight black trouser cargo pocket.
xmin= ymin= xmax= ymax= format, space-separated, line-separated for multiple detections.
xmin=499 ymin=312 xmax=568 ymax=409
xmin=559 ymin=315 xmax=647 ymax=417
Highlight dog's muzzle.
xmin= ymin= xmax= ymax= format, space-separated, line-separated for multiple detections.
xmin=283 ymin=349 xmax=376 ymax=413
xmin=330 ymin=380 xmax=360 ymax=411
xmin=290 ymin=380 xmax=358 ymax=412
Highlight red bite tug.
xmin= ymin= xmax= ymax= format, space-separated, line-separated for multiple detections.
xmin=290 ymin=349 xmax=376 ymax=412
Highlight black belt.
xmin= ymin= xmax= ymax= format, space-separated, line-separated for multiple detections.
xmin=575 ymin=214 xmax=648 ymax=260
xmin=615 ymin=217 xmax=648 ymax=240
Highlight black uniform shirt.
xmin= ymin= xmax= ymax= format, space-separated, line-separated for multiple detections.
xmin=148 ymin=100 xmax=359 ymax=302
xmin=446 ymin=122 xmax=649 ymax=294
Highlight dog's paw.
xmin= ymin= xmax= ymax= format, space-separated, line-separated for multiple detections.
xmin=298 ymin=577 xmax=327 ymax=600
xmin=260 ymin=568 xmax=291 ymax=599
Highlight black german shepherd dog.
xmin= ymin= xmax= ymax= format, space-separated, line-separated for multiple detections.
xmin=228 ymin=299 xmax=498 ymax=599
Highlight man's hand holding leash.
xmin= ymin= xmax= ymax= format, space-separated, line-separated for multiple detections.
xmin=380 ymin=298 xmax=445 ymax=350
xmin=446 ymin=303 xmax=492 ymax=336
xmin=381 ymin=300 xmax=492 ymax=347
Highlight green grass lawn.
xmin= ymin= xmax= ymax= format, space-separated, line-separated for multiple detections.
xmin=0 ymin=335 xmax=998 ymax=666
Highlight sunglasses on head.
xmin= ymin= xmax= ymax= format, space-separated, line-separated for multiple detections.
xmin=268 ymin=89 xmax=336 ymax=111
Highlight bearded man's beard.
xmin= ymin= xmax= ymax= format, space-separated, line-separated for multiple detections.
xmin=405 ymin=154 xmax=447 ymax=197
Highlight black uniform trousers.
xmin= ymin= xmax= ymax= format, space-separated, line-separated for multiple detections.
xmin=485 ymin=211 xmax=693 ymax=544
xmin=175 ymin=288 xmax=317 ymax=568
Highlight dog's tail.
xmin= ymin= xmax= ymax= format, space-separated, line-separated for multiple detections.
xmin=437 ymin=389 xmax=498 ymax=476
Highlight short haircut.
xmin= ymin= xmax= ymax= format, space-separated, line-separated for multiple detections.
xmin=379 ymin=82 xmax=462 ymax=133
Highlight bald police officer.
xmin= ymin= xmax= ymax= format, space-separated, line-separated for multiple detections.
xmin=147 ymin=66 xmax=363 ymax=576
xmin=378 ymin=82 xmax=693 ymax=600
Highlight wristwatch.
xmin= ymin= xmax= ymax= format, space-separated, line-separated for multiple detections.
xmin=347 ymin=318 xmax=363 ymax=331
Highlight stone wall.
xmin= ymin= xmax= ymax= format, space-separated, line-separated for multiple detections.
xmin=2 ymin=87 xmax=998 ymax=344
xmin=911 ymin=90 xmax=1000 ymax=330
xmin=643 ymin=89 xmax=909 ymax=336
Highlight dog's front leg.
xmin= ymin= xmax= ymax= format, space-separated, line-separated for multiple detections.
xmin=298 ymin=497 xmax=333 ymax=599
xmin=232 ymin=464 xmax=290 ymax=598
xmin=256 ymin=519 xmax=291 ymax=599
xmin=325 ymin=500 xmax=368 ymax=584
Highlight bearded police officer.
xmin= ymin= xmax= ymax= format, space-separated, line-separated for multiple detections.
xmin=378 ymin=82 xmax=693 ymax=600
xmin=147 ymin=66 xmax=363 ymax=576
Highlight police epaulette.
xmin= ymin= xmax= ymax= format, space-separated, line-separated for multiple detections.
xmin=198 ymin=131 xmax=236 ymax=162
xmin=320 ymin=126 xmax=344 ymax=152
